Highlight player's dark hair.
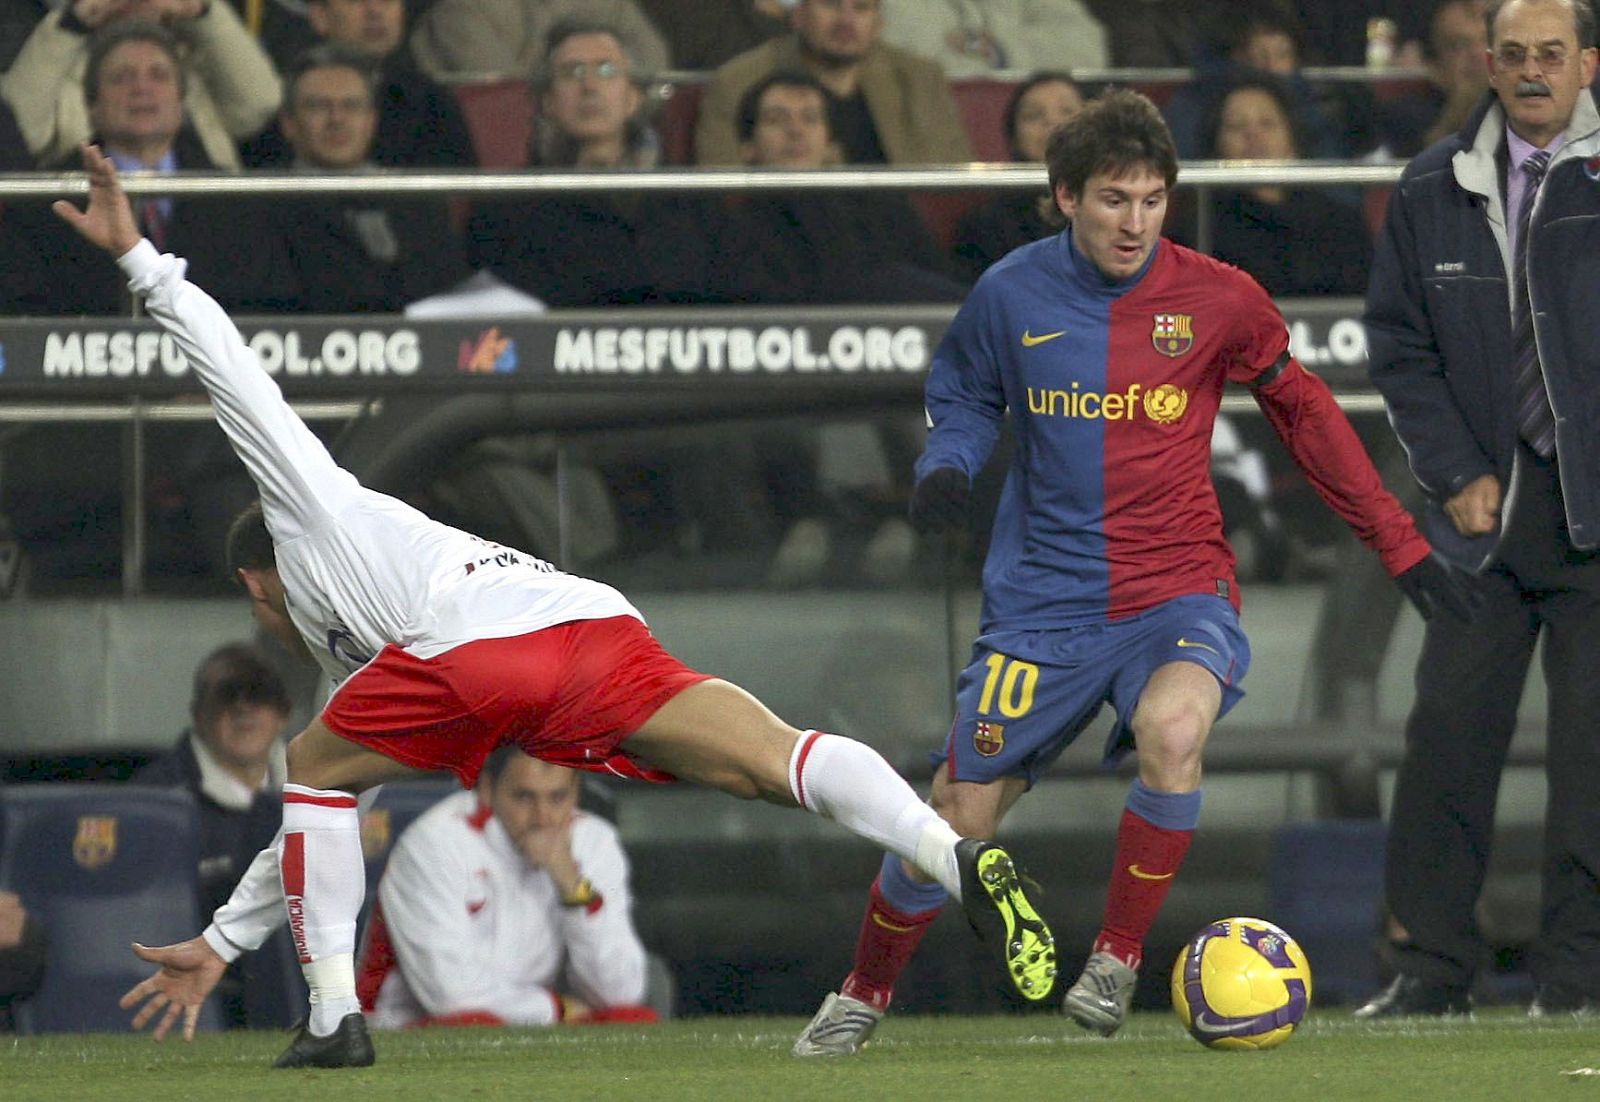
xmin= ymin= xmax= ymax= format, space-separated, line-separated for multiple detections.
xmin=1003 ymin=71 xmax=1084 ymax=161
xmin=84 ymin=20 xmax=187 ymax=106
xmin=225 ymin=501 xmax=276 ymax=582
xmin=1046 ymin=88 xmax=1178 ymax=200
xmin=1485 ymin=0 xmax=1596 ymax=49
xmin=736 ymin=70 xmax=832 ymax=144
xmin=190 ymin=642 xmax=291 ymax=723
xmin=283 ymin=41 xmax=381 ymax=107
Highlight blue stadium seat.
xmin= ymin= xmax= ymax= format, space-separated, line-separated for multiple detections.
xmin=0 ymin=784 xmax=221 ymax=1033
xmin=1268 ymin=818 xmax=1388 ymax=1006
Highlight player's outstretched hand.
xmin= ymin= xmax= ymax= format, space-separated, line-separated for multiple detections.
xmin=909 ymin=467 xmax=971 ymax=534
xmin=52 ymin=144 xmax=141 ymax=258
xmin=1396 ymin=552 xmax=1483 ymax=622
xmin=118 ymin=936 xmax=228 ymax=1042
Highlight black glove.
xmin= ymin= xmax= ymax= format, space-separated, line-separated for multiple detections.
xmin=908 ymin=467 xmax=971 ymax=534
xmin=1396 ymin=552 xmax=1483 ymax=622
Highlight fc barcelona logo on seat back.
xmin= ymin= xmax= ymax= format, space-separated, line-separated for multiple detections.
xmin=973 ymin=721 xmax=1005 ymax=757
xmin=1152 ymin=314 xmax=1194 ymax=357
xmin=73 ymin=815 xmax=117 ymax=870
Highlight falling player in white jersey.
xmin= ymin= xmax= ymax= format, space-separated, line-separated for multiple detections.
xmin=54 ymin=145 xmax=1057 ymax=1068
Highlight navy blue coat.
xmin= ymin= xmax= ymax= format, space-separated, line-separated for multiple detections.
xmin=1366 ymin=91 xmax=1600 ymax=565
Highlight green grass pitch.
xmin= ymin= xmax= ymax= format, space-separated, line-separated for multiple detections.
xmin=7 ymin=1011 xmax=1600 ymax=1101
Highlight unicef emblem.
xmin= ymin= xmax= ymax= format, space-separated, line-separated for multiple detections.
xmin=1143 ymin=384 xmax=1189 ymax=424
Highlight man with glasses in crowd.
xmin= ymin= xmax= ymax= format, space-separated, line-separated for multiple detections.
xmin=1359 ymin=0 xmax=1600 ymax=1018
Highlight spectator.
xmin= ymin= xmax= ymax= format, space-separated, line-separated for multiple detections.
xmin=694 ymin=0 xmax=972 ymax=165
xmin=1194 ymin=74 xmax=1371 ymax=296
xmin=357 ymin=748 xmax=651 ymax=1027
xmin=1375 ymin=0 xmax=1492 ymax=161
xmin=878 ymin=0 xmax=1108 ymax=78
xmin=1161 ymin=7 xmax=1358 ymax=160
xmin=1358 ymin=0 xmax=1600 ymax=1021
xmin=261 ymin=44 xmax=472 ymax=313
xmin=469 ymin=20 xmax=717 ymax=306
xmin=0 ymin=0 xmax=50 ymax=72
xmin=0 ymin=890 xmax=48 ymax=1033
xmin=135 ymin=642 xmax=290 ymax=1028
xmin=242 ymin=0 xmax=475 ymax=168
xmin=718 ymin=70 xmax=963 ymax=303
xmin=636 ymin=0 xmax=789 ymax=70
xmin=0 ymin=21 xmax=281 ymax=315
xmin=950 ymin=71 xmax=1084 ymax=281
xmin=0 ymin=0 xmax=279 ymax=169
xmin=1082 ymin=0 xmax=1223 ymax=68
xmin=217 ymin=0 xmax=318 ymax=70
xmin=410 ymin=0 xmax=669 ymax=83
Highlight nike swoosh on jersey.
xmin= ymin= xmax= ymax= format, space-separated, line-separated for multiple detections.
xmin=871 ymin=912 xmax=918 ymax=934
xmin=1127 ymin=864 xmax=1176 ymax=881
xmin=1021 ymin=329 xmax=1065 ymax=347
xmin=1175 ymin=638 xmax=1220 ymax=655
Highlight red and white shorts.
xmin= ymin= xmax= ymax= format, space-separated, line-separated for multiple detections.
xmin=321 ymin=615 xmax=712 ymax=787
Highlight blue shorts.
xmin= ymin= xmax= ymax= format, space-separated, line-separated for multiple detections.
xmin=934 ymin=594 xmax=1250 ymax=786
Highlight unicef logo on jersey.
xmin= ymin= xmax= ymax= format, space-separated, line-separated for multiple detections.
xmin=326 ymin=625 xmax=375 ymax=668
xmin=1143 ymin=384 xmax=1189 ymax=424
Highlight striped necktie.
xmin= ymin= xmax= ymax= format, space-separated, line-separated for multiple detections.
xmin=1510 ymin=148 xmax=1554 ymax=457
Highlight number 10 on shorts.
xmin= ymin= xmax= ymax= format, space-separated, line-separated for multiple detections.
xmin=977 ymin=654 xmax=1038 ymax=718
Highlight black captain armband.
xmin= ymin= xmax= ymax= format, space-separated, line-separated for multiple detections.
xmin=1245 ymin=351 xmax=1294 ymax=389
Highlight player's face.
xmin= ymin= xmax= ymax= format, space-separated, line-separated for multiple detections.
xmin=743 ymin=85 xmax=835 ymax=167
xmin=543 ymin=32 xmax=643 ymax=149
xmin=308 ymin=0 xmax=405 ymax=59
xmin=89 ymin=40 xmax=184 ymax=152
xmin=1012 ymin=79 xmax=1084 ymax=163
xmin=795 ymin=0 xmax=882 ymax=66
xmin=1055 ymin=167 xmax=1168 ymax=282
xmin=486 ymin=754 xmax=581 ymax=837
xmin=199 ymin=701 xmax=288 ymax=773
xmin=283 ymin=66 xmax=378 ymax=169
xmin=1489 ymin=0 xmax=1599 ymax=148
xmin=1215 ymin=87 xmax=1297 ymax=160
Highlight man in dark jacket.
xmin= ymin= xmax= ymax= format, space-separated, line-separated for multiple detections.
xmin=1358 ymin=0 xmax=1600 ymax=1019
xmin=136 ymin=642 xmax=291 ymax=1028
xmin=262 ymin=44 xmax=471 ymax=313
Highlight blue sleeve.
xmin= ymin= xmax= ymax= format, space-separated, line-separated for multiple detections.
xmin=915 ymin=277 xmax=1006 ymax=483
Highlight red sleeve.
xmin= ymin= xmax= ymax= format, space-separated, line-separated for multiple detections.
xmin=1252 ymin=358 xmax=1430 ymax=577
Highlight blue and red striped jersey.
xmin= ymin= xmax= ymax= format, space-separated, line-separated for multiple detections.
xmin=920 ymin=230 xmax=1427 ymax=633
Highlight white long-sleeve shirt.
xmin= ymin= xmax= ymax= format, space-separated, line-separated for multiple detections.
xmin=117 ymin=241 xmax=640 ymax=696
xmin=360 ymin=790 xmax=648 ymax=1027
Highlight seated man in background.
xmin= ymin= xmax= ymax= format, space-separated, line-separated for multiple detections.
xmin=0 ymin=890 xmax=48 ymax=1033
xmin=470 ymin=18 xmax=717 ymax=305
xmin=135 ymin=642 xmax=291 ymax=1029
xmin=0 ymin=20 xmax=280 ymax=314
xmin=358 ymin=747 xmax=652 ymax=1027
xmin=262 ymin=43 xmax=472 ymax=313
xmin=694 ymin=0 xmax=971 ymax=165
xmin=1372 ymin=0 xmax=1489 ymax=162
xmin=242 ymin=0 xmax=475 ymax=169
xmin=1 ymin=0 xmax=279 ymax=169
xmin=717 ymin=69 xmax=963 ymax=304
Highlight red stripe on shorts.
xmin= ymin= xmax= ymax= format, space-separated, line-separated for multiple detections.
xmin=284 ymin=790 xmax=358 ymax=809
xmin=792 ymin=730 xmax=824 ymax=810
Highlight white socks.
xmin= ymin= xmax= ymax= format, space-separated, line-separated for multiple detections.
xmin=787 ymin=731 xmax=962 ymax=896
xmin=279 ymin=783 xmax=364 ymax=1035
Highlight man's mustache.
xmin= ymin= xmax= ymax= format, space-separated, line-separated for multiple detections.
xmin=1516 ymin=79 xmax=1553 ymax=97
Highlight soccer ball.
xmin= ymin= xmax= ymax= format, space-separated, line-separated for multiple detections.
xmin=1170 ymin=917 xmax=1312 ymax=1051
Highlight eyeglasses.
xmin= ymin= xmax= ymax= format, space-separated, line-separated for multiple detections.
xmin=1493 ymin=44 xmax=1572 ymax=72
xmin=295 ymin=96 xmax=373 ymax=117
xmin=552 ymin=60 xmax=626 ymax=83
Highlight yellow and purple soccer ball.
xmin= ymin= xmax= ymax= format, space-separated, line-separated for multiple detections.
xmin=1170 ymin=917 xmax=1312 ymax=1051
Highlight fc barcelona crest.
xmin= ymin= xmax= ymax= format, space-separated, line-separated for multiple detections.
xmin=973 ymin=720 xmax=1006 ymax=757
xmin=73 ymin=815 xmax=118 ymax=870
xmin=1152 ymin=313 xmax=1194 ymax=357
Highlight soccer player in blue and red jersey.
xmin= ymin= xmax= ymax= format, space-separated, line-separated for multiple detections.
xmin=794 ymin=89 xmax=1479 ymax=1055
